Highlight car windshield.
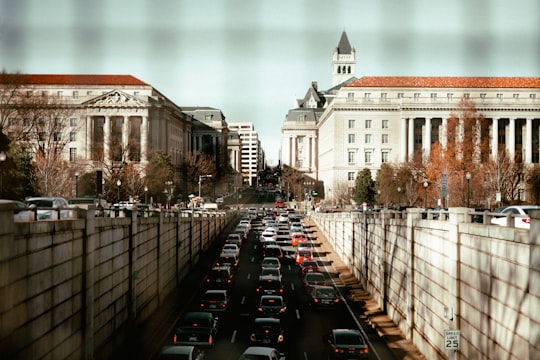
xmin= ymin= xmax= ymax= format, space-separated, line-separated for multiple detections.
xmin=335 ymin=332 xmax=364 ymax=345
xmin=261 ymin=297 xmax=282 ymax=306
xmin=26 ymin=199 xmax=54 ymax=207
xmin=306 ymin=274 xmax=325 ymax=282
xmin=316 ymin=288 xmax=335 ymax=297
xmin=239 ymin=355 xmax=272 ymax=360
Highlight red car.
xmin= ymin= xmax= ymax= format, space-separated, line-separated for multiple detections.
xmin=295 ymin=249 xmax=313 ymax=265
xmin=291 ymin=233 xmax=308 ymax=246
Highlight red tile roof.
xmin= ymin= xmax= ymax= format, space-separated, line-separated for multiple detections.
xmin=0 ymin=74 xmax=149 ymax=86
xmin=346 ymin=76 xmax=540 ymax=89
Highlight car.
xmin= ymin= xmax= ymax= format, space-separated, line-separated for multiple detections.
xmin=263 ymin=245 xmax=283 ymax=259
xmin=308 ymin=285 xmax=340 ymax=308
xmin=239 ymin=219 xmax=252 ymax=231
xmin=226 ymin=233 xmax=242 ymax=247
xmin=261 ymin=257 xmax=281 ymax=271
xmin=300 ymin=260 xmax=320 ymax=275
xmin=291 ymin=232 xmax=308 ymax=246
xmin=297 ymin=241 xmax=314 ymax=251
xmin=259 ymin=267 xmax=282 ymax=281
xmin=216 ymin=197 xmax=224 ymax=204
xmin=7 ymin=200 xmax=32 ymax=221
xmin=158 ymin=345 xmax=205 ymax=360
xmin=249 ymin=318 xmax=285 ymax=348
xmin=237 ymin=346 xmax=285 ymax=360
xmin=490 ymin=205 xmax=540 ymax=229
xmin=173 ymin=312 xmax=218 ymax=348
xmin=325 ymin=329 xmax=369 ymax=359
xmin=199 ymin=289 xmax=229 ymax=312
xmin=260 ymin=231 xmax=278 ymax=243
xmin=257 ymin=295 xmax=286 ymax=317
xmin=289 ymin=223 xmax=304 ymax=233
xmin=276 ymin=213 xmax=289 ymax=225
xmin=25 ymin=196 xmax=72 ymax=220
xmin=256 ymin=276 xmax=283 ymax=295
xmin=275 ymin=199 xmax=285 ymax=208
xmin=216 ymin=252 xmax=238 ymax=269
xmin=304 ymin=272 xmax=327 ymax=288
xmin=295 ymin=249 xmax=313 ymax=264
xmin=221 ymin=244 xmax=240 ymax=257
xmin=205 ymin=266 xmax=233 ymax=288
xmin=261 ymin=239 xmax=278 ymax=249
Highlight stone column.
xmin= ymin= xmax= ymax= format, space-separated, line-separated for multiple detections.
xmin=525 ymin=118 xmax=532 ymax=164
xmin=408 ymin=118 xmax=414 ymax=161
xmin=442 ymin=118 xmax=448 ymax=150
xmin=104 ymin=116 xmax=111 ymax=161
xmin=122 ymin=116 xmax=129 ymax=161
xmin=307 ymin=136 xmax=312 ymax=170
xmin=291 ymin=136 xmax=296 ymax=167
xmin=86 ymin=116 xmax=93 ymax=160
xmin=491 ymin=118 xmax=499 ymax=161
xmin=401 ymin=118 xmax=407 ymax=162
xmin=141 ymin=116 xmax=148 ymax=163
xmin=424 ymin=117 xmax=431 ymax=158
xmin=508 ymin=118 xmax=516 ymax=160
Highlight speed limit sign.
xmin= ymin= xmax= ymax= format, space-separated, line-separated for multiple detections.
xmin=444 ymin=329 xmax=460 ymax=350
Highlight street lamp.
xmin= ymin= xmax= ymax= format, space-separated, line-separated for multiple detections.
xmin=397 ymin=187 xmax=402 ymax=208
xmin=74 ymin=170 xmax=80 ymax=197
xmin=466 ymin=172 xmax=471 ymax=208
xmin=423 ymin=181 xmax=428 ymax=208
xmin=198 ymin=174 xmax=212 ymax=197
xmin=0 ymin=151 xmax=6 ymax=195
xmin=144 ymin=186 xmax=148 ymax=204
xmin=116 ymin=179 xmax=121 ymax=203
xmin=165 ymin=180 xmax=173 ymax=208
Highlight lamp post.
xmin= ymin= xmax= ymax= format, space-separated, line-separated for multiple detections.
xmin=423 ymin=181 xmax=428 ymax=208
xmin=74 ymin=170 xmax=80 ymax=197
xmin=144 ymin=186 xmax=148 ymax=205
xmin=165 ymin=180 xmax=173 ymax=208
xmin=116 ymin=179 xmax=121 ymax=203
xmin=397 ymin=187 xmax=402 ymax=208
xmin=0 ymin=151 xmax=6 ymax=195
xmin=198 ymin=174 xmax=212 ymax=198
xmin=466 ymin=172 xmax=471 ymax=208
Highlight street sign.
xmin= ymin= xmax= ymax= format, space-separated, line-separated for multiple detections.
xmin=444 ymin=329 xmax=460 ymax=350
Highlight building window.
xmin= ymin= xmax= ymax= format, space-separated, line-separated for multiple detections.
xmin=530 ymin=94 xmax=536 ymax=99
xmin=397 ymin=93 xmax=404 ymax=99
xmin=365 ymin=134 xmax=372 ymax=144
xmin=23 ymin=118 xmax=31 ymax=127
xmin=204 ymin=114 xmax=213 ymax=120
xmin=365 ymin=119 xmax=371 ymax=129
xmin=447 ymin=93 xmax=454 ymax=101
xmin=348 ymin=151 xmax=356 ymax=164
xmin=364 ymin=151 xmax=372 ymax=164
xmin=87 ymin=91 xmax=93 ymax=95
xmin=414 ymin=93 xmax=420 ymax=101
xmin=70 ymin=132 xmax=76 ymax=142
xmin=26 ymin=91 xmax=33 ymax=97
xmin=69 ymin=148 xmax=77 ymax=162
xmin=497 ymin=93 xmax=503 ymax=100
xmin=463 ymin=93 xmax=470 ymax=99
xmin=348 ymin=172 xmax=356 ymax=181
xmin=430 ymin=93 xmax=437 ymax=100
xmin=54 ymin=132 xmax=61 ymax=142
xmin=348 ymin=119 xmax=355 ymax=129
xmin=57 ymin=91 xmax=63 ymax=97
xmin=382 ymin=119 xmax=388 ymax=129
xmin=73 ymin=91 xmax=78 ymax=98
xmin=381 ymin=93 xmax=387 ymax=101
xmin=134 ymin=91 xmax=139 ymax=96
xmin=513 ymin=93 xmax=519 ymax=99
xmin=42 ymin=91 xmax=48 ymax=97
xmin=70 ymin=118 xmax=77 ymax=127
xmin=382 ymin=134 xmax=389 ymax=144
xmin=381 ymin=151 xmax=389 ymax=163
xmin=347 ymin=93 xmax=355 ymax=102
xmin=8 ymin=117 xmax=16 ymax=126
xmin=348 ymin=134 xmax=356 ymax=144
xmin=298 ymin=114 xmax=306 ymax=122
xmin=363 ymin=93 xmax=371 ymax=101
xmin=480 ymin=93 xmax=486 ymax=99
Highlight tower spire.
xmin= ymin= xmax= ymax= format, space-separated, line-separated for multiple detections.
xmin=332 ymin=31 xmax=356 ymax=86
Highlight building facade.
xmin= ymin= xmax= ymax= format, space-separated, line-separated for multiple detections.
xmin=228 ymin=122 xmax=263 ymax=186
xmin=281 ymin=33 xmax=540 ymax=204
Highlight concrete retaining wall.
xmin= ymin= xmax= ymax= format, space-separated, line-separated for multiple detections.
xmin=0 ymin=202 xmax=235 ymax=360
xmin=312 ymin=208 xmax=540 ymax=360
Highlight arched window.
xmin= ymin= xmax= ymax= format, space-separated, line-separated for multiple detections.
xmin=348 ymin=66 xmax=351 ymax=74
xmin=337 ymin=66 xmax=341 ymax=74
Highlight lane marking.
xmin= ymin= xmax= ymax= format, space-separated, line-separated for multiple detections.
xmin=231 ymin=329 xmax=237 ymax=343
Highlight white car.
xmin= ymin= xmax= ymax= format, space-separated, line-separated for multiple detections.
xmin=490 ymin=205 xmax=540 ymax=229
xmin=260 ymin=231 xmax=277 ymax=243
xmin=25 ymin=197 xmax=73 ymax=220
xmin=238 ymin=346 xmax=285 ymax=360
xmin=221 ymin=244 xmax=240 ymax=257
xmin=159 ymin=345 xmax=205 ymax=360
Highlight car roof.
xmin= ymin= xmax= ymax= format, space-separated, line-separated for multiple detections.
xmin=254 ymin=317 xmax=280 ymax=325
xmin=160 ymin=345 xmax=195 ymax=355
xmin=241 ymin=346 xmax=279 ymax=355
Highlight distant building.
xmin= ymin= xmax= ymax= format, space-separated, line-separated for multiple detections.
xmin=281 ymin=32 xmax=540 ymax=203
xmin=228 ymin=122 xmax=263 ymax=186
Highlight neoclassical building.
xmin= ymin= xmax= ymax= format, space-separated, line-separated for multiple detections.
xmin=281 ymin=32 xmax=540 ymax=202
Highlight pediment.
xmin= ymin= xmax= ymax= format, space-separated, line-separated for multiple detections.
xmin=84 ymin=90 xmax=146 ymax=107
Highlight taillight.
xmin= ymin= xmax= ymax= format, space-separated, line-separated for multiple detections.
xmin=278 ymin=335 xmax=284 ymax=343
xmin=208 ymin=335 xmax=213 ymax=345
xmin=173 ymin=334 xmax=177 ymax=343
xmin=523 ymin=218 xmax=530 ymax=224
xmin=250 ymin=334 xmax=256 ymax=342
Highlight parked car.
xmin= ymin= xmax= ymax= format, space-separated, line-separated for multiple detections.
xmin=490 ymin=205 xmax=540 ymax=229
xmin=173 ymin=312 xmax=218 ymax=348
xmin=308 ymin=285 xmax=340 ymax=308
xmin=324 ymin=329 xmax=369 ymax=359
xmin=237 ymin=346 xmax=285 ymax=360
xmin=25 ymin=196 xmax=72 ymax=220
xmin=257 ymin=295 xmax=286 ymax=317
xmin=199 ymin=289 xmax=229 ymax=312
xmin=249 ymin=318 xmax=285 ymax=348
xmin=158 ymin=345 xmax=205 ymax=359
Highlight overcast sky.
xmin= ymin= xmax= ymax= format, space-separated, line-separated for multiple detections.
xmin=1 ymin=0 xmax=539 ymax=165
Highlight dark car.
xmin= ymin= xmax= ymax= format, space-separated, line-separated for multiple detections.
xmin=304 ymin=272 xmax=327 ymax=288
xmin=226 ymin=233 xmax=243 ymax=248
xmin=199 ymin=289 xmax=229 ymax=312
xmin=249 ymin=317 xmax=285 ymax=347
xmin=158 ymin=345 xmax=205 ymax=359
xmin=263 ymin=245 xmax=283 ymax=259
xmin=325 ymin=329 xmax=369 ymax=359
xmin=309 ymin=285 xmax=340 ymax=308
xmin=300 ymin=260 xmax=320 ymax=275
xmin=173 ymin=312 xmax=218 ymax=348
xmin=204 ymin=266 xmax=233 ymax=288
xmin=256 ymin=276 xmax=283 ymax=295
xmin=257 ymin=295 xmax=286 ymax=317
xmin=216 ymin=252 xmax=238 ymax=269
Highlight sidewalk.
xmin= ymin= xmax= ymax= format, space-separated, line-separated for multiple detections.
xmin=303 ymin=218 xmax=426 ymax=360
